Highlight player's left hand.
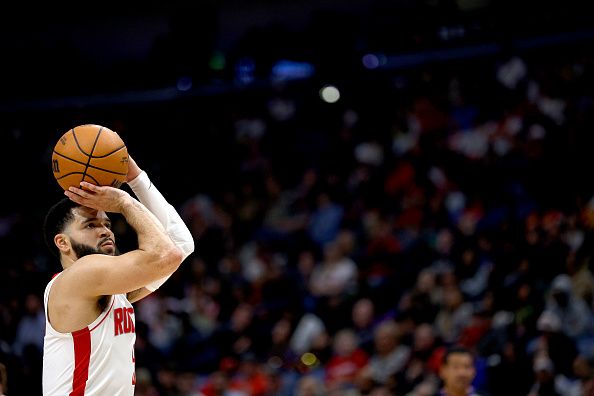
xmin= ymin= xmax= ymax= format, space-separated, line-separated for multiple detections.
xmin=125 ymin=154 xmax=142 ymax=183
xmin=65 ymin=182 xmax=132 ymax=213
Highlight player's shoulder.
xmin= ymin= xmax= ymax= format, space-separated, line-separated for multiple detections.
xmin=50 ymin=258 xmax=111 ymax=298
xmin=65 ymin=254 xmax=118 ymax=274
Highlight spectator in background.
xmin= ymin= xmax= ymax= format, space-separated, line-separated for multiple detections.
xmin=436 ymin=346 xmax=485 ymax=396
xmin=398 ymin=268 xmax=440 ymax=325
xmin=545 ymin=274 xmax=591 ymax=339
xmin=266 ymin=317 xmax=297 ymax=367
xmin=357 ymin=319 xmax=411 ymax=392
xmin=528 ymin=310 xmax=578 ymax=378
xmin=209 ymin=303 xmax=259 ymax=362
xmin=0 ymin=362 xmax=6 ymax=396
xmin=200 ymin=369 xmax=246 ymax=396
xmin=295 ymin=375 xmax=327 ymax=396
xmin=309 ymin=241 xmax=358 ymax=299
xmin=12 ymin=293 xmax=44 ymax=357
xmin=555 ymin=354 xmax=594 ymax=396
xmin=400 ymin=323 xmax=443 ymax=391
xmin=324 ymin=328 xmax=369 ymax=392
xmin=227 ymin=353 xmax=271 ymax=396
xmin=308 ymin=239 xmax=358 ymax=333
xmin=456 ymin=246 xmax=493 ymax=301
xmin=134 ymin=367 xmax=160 ymax=396
xmin=307 ymin=191 xmax=344 ymax=248
xmin=527 ymin=354 xmax=560 ymax=396
xmin=434 ymin=286 xmax=474 ymax=345
xmin=350 ymin=297 xmax=377 ymax=354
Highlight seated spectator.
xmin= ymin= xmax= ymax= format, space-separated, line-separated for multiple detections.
xmin=434 ymin=286 xmax=474 ymax=345
xmin=398 ymin=268 xmax=440 ymax=325
xmin=309 ymin=240 xmax=358 ymax=299
xmin=200 ymin=370 xmax=247 ymax=396
xmin=12 ymin=293 xmax=44 ymax=357
xmin=266 ymin=317 xmax=298 ymax=368
xmin=555 ymin=354 xmax=594 ymax=396
xmin=307 ymin=191 xmax=344 ymax=248
xmin=545 ymin=274 xmax=591 ymax=339
xmin=527 ymin=354 xmax=560 ymax=396
xmin=208 ymin=303 xmax=259 ymax=363
xmin=0 ymin=362 xmax=6 ymax=396
xmin=289 ymin=313 xmax=329 ymax=368
xmin=528 ymin=310 xmax=578 ymax=378
xmin=350 ymin=297 xmax=378 ymax=354
xmin=295 ymin=375 xmax=327 ymax=396
xmin=134 ymin=367 xmax=160 ymax=396
xmin=324 ymin=328 xmax=369 ymax=391
xmin=309 ymin=240 xmax=358 ymax=332
xmin=357 ymin=319 xmax=410 ymax=390
xmin=400 ymin=323 xmax=443 ymax=392
xmin=228 ymin=353 xmax=271 ymax=396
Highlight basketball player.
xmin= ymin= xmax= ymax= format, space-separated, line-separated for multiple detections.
xmin=41 ymin=155 xmax=194 ymax=396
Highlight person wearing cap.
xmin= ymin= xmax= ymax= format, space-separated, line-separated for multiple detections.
xmin=545 ymin=274 xmax=590 ymax=339
xmin=530 ymin=310 xmax=578 ymax=378
xmin=528 ymin=354 xmax=560 ymax=396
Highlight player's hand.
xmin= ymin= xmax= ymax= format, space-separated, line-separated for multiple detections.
xmin=64 ymin=182 xmax=131 ymax=213
xmin=125 ymin=154 xmax=143 ymax=183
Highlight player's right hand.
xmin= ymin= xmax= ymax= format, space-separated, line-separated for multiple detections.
xmin=64 ymin=181 xmax=131 ymax=213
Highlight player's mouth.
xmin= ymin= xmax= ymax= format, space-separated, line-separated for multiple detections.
xmin=99 ymin=238 xmax=115 ymax=248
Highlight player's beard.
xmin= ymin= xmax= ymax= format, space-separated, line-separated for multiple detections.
xmin=71 ymin=237 xmax=119 ymax=259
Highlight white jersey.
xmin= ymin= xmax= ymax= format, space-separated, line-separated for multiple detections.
xmin=42 ymin=274 xmax=136 ymax=396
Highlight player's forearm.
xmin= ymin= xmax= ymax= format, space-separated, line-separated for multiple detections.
xmin=127 ymin=170 xmax=194 ymax=293
xmin=127 ymin=170 xmax=195 ymax=258
xmin=120 ymin=197 xmax=182 ymax=271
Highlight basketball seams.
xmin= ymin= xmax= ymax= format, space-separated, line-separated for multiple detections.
xmin=81 ymin=127 xmax=103 ymax=183
xmin=89 ymin=145 xmax=126 ymax=159
xmin=53 ymin=151 xmax=127 ymax=175
xmin=72 ymin=128 xmax=92 ymax=156
xmin=56 ymin=172 xmax=100 ymax=185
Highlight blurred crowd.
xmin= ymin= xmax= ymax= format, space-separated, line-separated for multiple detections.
xmin=4 ymin=41 xmax=594 ymax=396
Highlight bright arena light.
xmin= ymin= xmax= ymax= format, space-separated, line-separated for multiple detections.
xmin=362 ymin=53 xmax=380 ymax=69
xmin=320 ymin=85 xmax=340 ymax=103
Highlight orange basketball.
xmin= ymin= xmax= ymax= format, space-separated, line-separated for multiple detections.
xmin=51 ymin=124 xmax=129 ymax=191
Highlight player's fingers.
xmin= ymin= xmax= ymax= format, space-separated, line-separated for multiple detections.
xmin=80 ymin=181 xmax=99 ymax=192
xmin=64 ymin=190 xmax=84 ymax=204
xmin=68 ymin=186 xmax=93 ymax=199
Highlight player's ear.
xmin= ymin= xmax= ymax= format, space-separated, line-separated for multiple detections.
xmin=54 ymin=233 xmax=71 ymax=254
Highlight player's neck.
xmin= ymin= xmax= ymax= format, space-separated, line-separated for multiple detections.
xmin=60 ymin=254 xmax=77 ymax=269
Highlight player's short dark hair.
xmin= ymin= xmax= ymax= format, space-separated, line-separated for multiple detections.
xmin=43 ymin=198 xmax=80 ymax=258
xmin=442 ymin=345 xmax=474 ymax=365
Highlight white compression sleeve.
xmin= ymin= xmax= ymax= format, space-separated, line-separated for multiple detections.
xmin=127 ymin=171 xmax=195 ymax=291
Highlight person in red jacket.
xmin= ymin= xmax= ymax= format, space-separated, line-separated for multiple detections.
xmin=325 ymin=328 xmax=369 ymax=391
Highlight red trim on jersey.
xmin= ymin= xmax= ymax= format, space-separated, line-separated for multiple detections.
xmin=52 ymin=272 xmax=61 ymax=279
xmin=89 ymin=297 xmax=115 ymax=332
xmin=70 ymin=327 xmax=91 ymax=396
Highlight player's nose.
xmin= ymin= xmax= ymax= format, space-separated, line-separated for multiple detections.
xmin=98 ymin=225 xmax=113 ymax=238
